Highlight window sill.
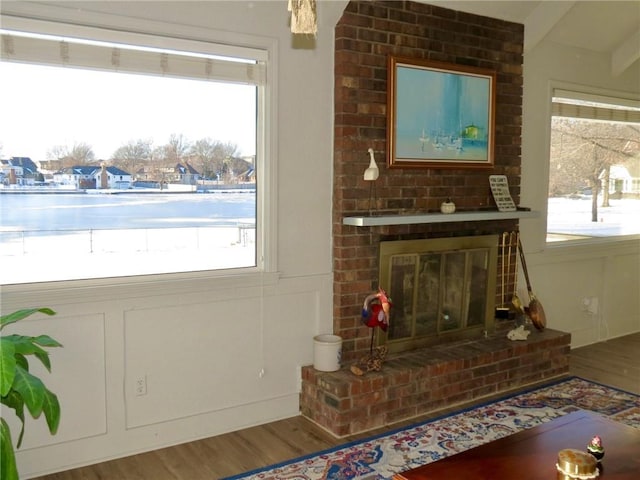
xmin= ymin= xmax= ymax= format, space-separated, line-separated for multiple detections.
xmin=1 ymin=269 xmax=281 ymax=308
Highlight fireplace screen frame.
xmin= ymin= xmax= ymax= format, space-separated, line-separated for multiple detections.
xmin=378 ymin=235 xmax=498 ymax=354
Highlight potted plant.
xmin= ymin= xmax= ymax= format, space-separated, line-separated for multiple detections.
xmin=1 ymin=308 xmax=62 ymax=480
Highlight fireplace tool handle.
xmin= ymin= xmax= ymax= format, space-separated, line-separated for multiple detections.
xmin=495 ymin=233 xmax=510 ymax=318
xmin=517 ymin=237 xmax=546 ymax=331
xmin=511 ymin=232 xmax=525 ymax=316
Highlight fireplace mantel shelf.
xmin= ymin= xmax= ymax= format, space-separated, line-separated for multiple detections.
xmin=343 ymin=209 xmax=539 ymax=227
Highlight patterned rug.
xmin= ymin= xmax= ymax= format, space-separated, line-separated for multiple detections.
xmin=222 ymin=377 xmax=640 ymax=480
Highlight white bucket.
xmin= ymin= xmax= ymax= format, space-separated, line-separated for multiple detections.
xmin=313 ymin=334 xmax=342 ymax=372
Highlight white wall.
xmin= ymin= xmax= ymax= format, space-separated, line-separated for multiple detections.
xmin=0 ymin=1 xmax=347 ymax=477
xmin=1 ymin=1 xmax=639 ymax=478
xmin=521 ymin=36 xmax=640 ymax=346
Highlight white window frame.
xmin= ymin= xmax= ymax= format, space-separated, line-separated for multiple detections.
xmin=0 ymin=14 xmax=279 ymax=286
xmin=545 ymin=82 xmax=640 ymax=247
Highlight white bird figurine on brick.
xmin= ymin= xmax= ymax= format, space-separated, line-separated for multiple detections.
xmin=364 ymin=148 xmax=379 ymax=181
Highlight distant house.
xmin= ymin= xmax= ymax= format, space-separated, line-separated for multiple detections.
xmin=135 ymin=162 xmax=201 ymax=184
xmin=0 ymin=160 xmax=23 ymax=184
xmin=177 ymin=162 xmax=201 ymax=183
xmin=0 ymin=157 xmax=38 ymax=185
xmin=53 ymin=165 xmax=132 ymax=189
xmin=134 ymin=165 xmax=155 ymax=183
xmin=95 ymin=165 xmax=132 ymax=189
xmin=9 ymin=156 xmax=38 ymax=175
xmin=38 ymin=158 xmax=64 ymax=174
xmin=159 ymin=162 xmax=201 ymax=184
xmin=602 ymin=157 xmax=640 ymax=197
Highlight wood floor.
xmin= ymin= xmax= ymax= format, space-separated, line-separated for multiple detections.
xmin=35 ymin=332 xmax=640 ymax=480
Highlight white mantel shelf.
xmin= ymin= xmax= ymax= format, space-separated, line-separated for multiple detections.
xmin=343 ymin=209 xmax=539 ymax=227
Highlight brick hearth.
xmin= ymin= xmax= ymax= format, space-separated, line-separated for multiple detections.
xmin=300 ymin=328 xmax=570 ymax=437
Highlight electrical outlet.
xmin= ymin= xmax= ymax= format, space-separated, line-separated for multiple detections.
xmin=581 ymin=297 xmax=589 ymax=310
xmin=581 ymin=297 xmax=599 ymax=315
xmin=588 ymin=297 xmax=599 ymax=315
xmin=135 ymin=375 xmax=147 ymax=396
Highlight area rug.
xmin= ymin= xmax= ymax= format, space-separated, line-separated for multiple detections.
xmin=222 ymin=377 xmax=640 ymax=480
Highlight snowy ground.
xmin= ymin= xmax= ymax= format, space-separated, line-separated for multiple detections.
xmin=1 ymin=192 xmax=257 ymax=284
xmin=547 ymin=197 xmax=640 ymax=240
xmin=0 ymin=225 xmax=256 ymax=284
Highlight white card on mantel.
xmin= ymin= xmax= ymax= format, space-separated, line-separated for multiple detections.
xmin=489 ymin=175 xmax=517 ymax=212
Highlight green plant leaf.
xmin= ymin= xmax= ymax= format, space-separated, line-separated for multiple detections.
xmin=10 ymin=335 xmax=49 ymax=358
xmin=14 ymin=353 xmax=29 ymax=372
xmin=8 ymin=335 xmax=54 ymax=373
xmin=34 ymin=351 xmax=52 ymax=372
xmin=0 ymin=338 xmax=17 ymax=397
xmin=11 ymin=365 xmax=45 ymax=418
xmin=33 ymin=336 xmax=63 ymax=372
xmin=42 ymin=388 xmax=61 ymax=435
xmin=0 ymin=308 xmax=56 ymax=331
xmin=1 ymin=418 xmax=20 ymax=480
xmin=33 ymin=335 xmax=63 ymax=349
xmin=1 ymin=390 xmax=26 ymax=448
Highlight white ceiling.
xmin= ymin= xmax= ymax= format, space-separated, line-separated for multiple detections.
xmin=427 ymin=1 xmax=640 ymax=75
xmin=2 ymin=1 xmax=638 ymax=74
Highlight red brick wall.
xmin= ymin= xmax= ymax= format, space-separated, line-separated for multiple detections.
xmin=333 ymin=1 xmax=524 ymax=362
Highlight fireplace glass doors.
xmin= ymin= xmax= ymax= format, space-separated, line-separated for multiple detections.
xmin=378 ymin=235 xmax=498 ymax=353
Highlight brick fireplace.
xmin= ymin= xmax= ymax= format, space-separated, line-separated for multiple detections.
xmin=299 ymin=1 xmax=571 ymax=437
xmin=332 ymin=0 xmax=525 ymax=363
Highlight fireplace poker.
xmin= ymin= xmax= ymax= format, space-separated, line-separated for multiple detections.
xmin=511 ymin=232 xmax=526 ymax=324
xmin=495 ymin=232 xmax=510 ymax=319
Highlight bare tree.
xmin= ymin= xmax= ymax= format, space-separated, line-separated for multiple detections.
xmin=550 ymin=118 xmax=639 ymax=222
xmin=190 ymin=138 xmax=218 ymax=179
xmin=111 ymin=139 xmax=153 ymax=175
xmin=47 ymin=142 xmax=96 ymax=167
xmin=189 ymin=138 xmax=239 ymax=180
xmin=158 ymin=133 xmax=191 ymax=164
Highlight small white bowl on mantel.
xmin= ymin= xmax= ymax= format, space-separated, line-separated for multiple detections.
xmin=440 ymin=199 xmax=456 ymax=214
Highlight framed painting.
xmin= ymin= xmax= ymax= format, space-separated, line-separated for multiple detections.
xmin=387 ymin=56 xmax=496 ymax=169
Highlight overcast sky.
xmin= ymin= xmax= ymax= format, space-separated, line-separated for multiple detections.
xmin=0 ymin=61 xmax=257 ymax=161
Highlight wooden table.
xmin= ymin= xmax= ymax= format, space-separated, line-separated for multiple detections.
xmin=394 ymin=410 xmax=640 ymax=479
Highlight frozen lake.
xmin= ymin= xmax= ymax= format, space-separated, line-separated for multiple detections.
xmin=0 ymin=191 xmax=256 ymax=231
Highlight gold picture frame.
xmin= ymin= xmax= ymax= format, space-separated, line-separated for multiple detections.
xmin=387 ymin=55 xmax=496 ymax=169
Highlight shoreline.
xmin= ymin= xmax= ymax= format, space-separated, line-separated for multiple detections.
xmin=0 ymin=184 xmax=256 ymax=194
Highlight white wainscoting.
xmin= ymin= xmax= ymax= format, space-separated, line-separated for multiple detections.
xmin=525 ymin=240 xmax=640 ymax=348
xmin=8 ymin=273 xmax=331 ymax=478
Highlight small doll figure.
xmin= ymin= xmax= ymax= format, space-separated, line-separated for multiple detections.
xmin=587 ymin=435 xmax=604 ymax=462
xmin=361 ymin=287 xmax=391 ymax=331
xmin=351 ymin=288 xmax=392 ymax=376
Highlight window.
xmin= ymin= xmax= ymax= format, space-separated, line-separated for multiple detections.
xmin=0 ymin=21 xmax=270 ymax=284
xmin=547 ymin=89 xmax=640 ymax=243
